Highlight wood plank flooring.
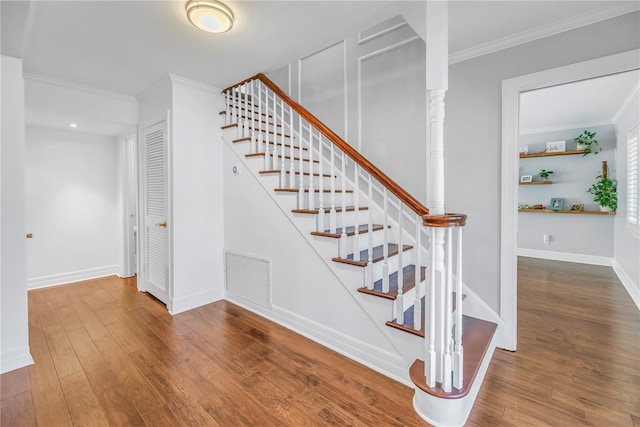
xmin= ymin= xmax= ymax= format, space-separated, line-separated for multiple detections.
xmin=1 ymin=257 xmax=638 ymax=426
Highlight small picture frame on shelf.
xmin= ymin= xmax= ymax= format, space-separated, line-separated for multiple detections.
xmin=519 ymin=145 xmax=529 ymax=155
xmin=520 ymin=175 xmax=533 ymax=183
xmin=546 ymin=140 xmax=566 ymax=153
xmin=550 ymin=198 xmax=564 ymax=210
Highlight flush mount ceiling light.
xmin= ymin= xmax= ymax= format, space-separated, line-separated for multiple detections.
xmin=186 ymin=0 xmax=234 ymax=33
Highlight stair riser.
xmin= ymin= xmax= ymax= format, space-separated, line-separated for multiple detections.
xmin=371 ymin=251 xmax=413 ymax=279
xmin=341 ymin=230 xmax=389 ymax=256
xmin=313 ymin=210 xmax=370 ymax=231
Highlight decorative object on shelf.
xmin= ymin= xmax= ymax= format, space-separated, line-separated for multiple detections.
xmin=538 ymin=169 xmax=554 ymax=181
xmin=532 ymin=204 xmax=544 ymax=210
xmin=550 ymin=198 xmax=564 ymax=210
xmin=570 ymin=203 xmax=584 ymax=211
xmin=546 ymin=140 xmax=566 ymax=153
xmin=587 ymin=160 xmax=617 ymax=212
xmin=520 ymin=175 xmax=533 ymax=183
xmin=519 ymin=145 xmax=529 ymax=155
xmin=574 ymin=130 xmax=600 ymax=156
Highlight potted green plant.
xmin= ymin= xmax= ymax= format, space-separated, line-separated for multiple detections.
xmin=574 ymin=130 xmax=600 ymax=155
xmin=587 ymin=173 xmax=617 ymax=212
xmin=538 ymin=169 xmax=554 ymax=181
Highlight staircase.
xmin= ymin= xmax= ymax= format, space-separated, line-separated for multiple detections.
xmin=221 ymin=74 xmax=497 ymax=427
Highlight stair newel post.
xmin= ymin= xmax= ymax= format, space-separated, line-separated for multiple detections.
xmin=297 ymin=114 xmax=304 ymax=210
xmin=426 ymin=229 xmax=437 ymax=388
xmin=442 ymin=226 xmax=453 ymax=393
xmin=317 ymin=132 xmax=325 ymax=232
xmin=453 ymin=226 xmax=464 ymax=390
xmin=382 ymin=188 xmax=390 ymax=294
xmin=289 ymin=106 xmax=296 ymax=189
xmin=307 ymin=123 xmax=315 ymax=211
xmin=414 ymin=215 xmax=422 ymax=331
xmin=280 ymin=99 xmax=286 ymax=188
xmin=395 ymin=204 xmax=404 ymax=321
xmin=366 ymin=174 xmax=374 ymax=290
xmin=330 ymin=143 xmax=337 ymax=234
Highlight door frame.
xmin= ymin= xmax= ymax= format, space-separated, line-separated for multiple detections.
xmin=137 ymin=114 xmax=173 ymax=309
xmin=121 ymin=131 xmax=138 ymax=278
xmin=500 ymin=49 xmax=640 ymax=351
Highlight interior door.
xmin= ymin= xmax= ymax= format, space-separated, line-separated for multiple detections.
xmin=139 ymin=121 xmax=169 ymax=304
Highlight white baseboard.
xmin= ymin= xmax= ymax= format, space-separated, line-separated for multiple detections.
xmin=613 ymin=260 xmax=640 ymax=310
xmin=169 ymin=288 xmax=225 ymax=315
xmin=517 ymin=248 xmax=613 ymax=266
xmin=27 ymin=265 xmax=123 ymax=289
xmin=225 ymin=294 xmax=411 ymax=387
xmin=0 ymin=345 xmax=34 ymax=374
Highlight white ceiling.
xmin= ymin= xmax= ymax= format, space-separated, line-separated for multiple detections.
xmin=2 ymin=0 xmax=639 ymax=136
xmin=520 ymin=70 xmax=640 ymax=134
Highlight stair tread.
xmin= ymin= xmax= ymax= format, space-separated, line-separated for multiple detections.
xmin=358 ymin=265 xmax=426 ymax=300
xmin=219 ymin=108 xmax=273 ymax=119
xmin=386 ymin=293 xmax=463 ymax=337
xmin=292 ymin=206 xmax=368 ymax=214
xmin=311 ymin=224 xmax=386 ymax=238
xmin=332 ymin=243 xmax=413 ymax=267
xmin=245 ymin=153 xmax=319 ymax=163
xmin=221 ymin=116 xmax=282 ymax=127
xmin=409 ymin=316 xmax=497 ymax=399
xmin=260 ymin=170 xmax=332 ymax=177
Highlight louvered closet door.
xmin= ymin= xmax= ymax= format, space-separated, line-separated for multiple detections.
xmin=141 ymin=122 xmax=169 ymax=304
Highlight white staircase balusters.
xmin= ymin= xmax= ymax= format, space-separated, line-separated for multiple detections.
xmin=230 ymin=88 xmax=236 ymax=126
xmin=257 ymin=84 xmax=264 ymax=153
xmin=366 ymin=174 xmax=373 ymax=290
xmin=330 ymin=143 xmax=337 ymax=235
xmin=240 ymin=83 xmax=247 ymax=139
xmin=317 ymin=132 xmax=325 ymax=232
xmin=307 ymin=123 xmax=315 ymax=211
xmin=442 ymin=227 xmax=453 ymax=393
xmin=289 ymin=106 xmax=296 ymax=189
xmin=352 ymin=164 xmax=360 ymax=265
xmin=382 ymin=188 xmax=389 ymax=294
xmin=297 ymin=114 xmax=304 ymax=210
xmin=395 ymin=204 xmax=404 ymax=320
xmin=250 ymin=82 xmax=257 ymax=153
xmin=426 ymin=231 xmax=437 ymax=388
xmin=338 ymin=153 xmax=347 ymax=257
xmin=454 ymin=227 xmax=464 ymax=390
xmin=279 ymin=99 xmax=286 ymax=188
xmin=414 ymin=215 xmax=422 ymax=331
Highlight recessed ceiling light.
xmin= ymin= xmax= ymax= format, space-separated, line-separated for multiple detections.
xmin=186 ymin=0 xmax=234 ymax=33
xmin=69 ymin=123 xmax=79 ymax=128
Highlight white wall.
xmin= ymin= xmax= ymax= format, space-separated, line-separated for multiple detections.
xmin=517 ymin=125 xmax=616 ymax=259
xmin=169 ymin=77 xmax=225 ymax=313
xmin=24 ymin=127 xmax=122 ymax=288
xmin=1 ymin=55 xmax=33 ymax=373
xmin=266 ymin=15 xmax=427 ymax=203
xmin=446 ymin=12 xmax=640 ymax=311
xmin=614 ymin=92 xmax=640 ymax=307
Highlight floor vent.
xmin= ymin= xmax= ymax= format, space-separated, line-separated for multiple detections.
xmin=225 ymin=250 xmax=271 ymax=309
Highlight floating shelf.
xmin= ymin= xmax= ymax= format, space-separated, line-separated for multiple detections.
xmin=518 ymin=208 xmax=615 ymax=216
xmin=519 ymin=181 xmax=552 ymax=185
xmin=519 ymin=149 xmax=587 ymax=158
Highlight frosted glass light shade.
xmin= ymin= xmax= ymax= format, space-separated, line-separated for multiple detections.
xmin=186 ymin=0 xmax=234 ymax=33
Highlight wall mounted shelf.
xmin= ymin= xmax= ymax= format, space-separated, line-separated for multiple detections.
xmin=518 ymin=208 xmax=615 ymax=216
xmin=519 ymin=181 xmax=552 ymax=185
xmin=519 ymin=149 xmax=587 ymax=158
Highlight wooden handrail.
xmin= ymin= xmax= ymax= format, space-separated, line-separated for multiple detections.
xmin=224 ymin=74 xmax=430 ymax=217
xmin=422 ymin=213 xmax=467 ymax=228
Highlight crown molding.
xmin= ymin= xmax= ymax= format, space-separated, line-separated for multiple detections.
xmin=450 ymin=3 xmax=640 ymax=64
xmin=168 ymin=74 xmax=219 ymax=93
xmin=23 ymin=73 xmax=136 ymax=103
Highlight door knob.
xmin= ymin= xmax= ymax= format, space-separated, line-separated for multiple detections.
xmin=155 ymin=222 xmax=167 ymax=228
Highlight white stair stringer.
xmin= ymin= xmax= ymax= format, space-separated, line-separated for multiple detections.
xmin=223 ymin=129 xmax=426 ymax=371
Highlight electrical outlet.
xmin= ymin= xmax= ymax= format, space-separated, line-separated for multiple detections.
xmin=543 ymin=234 xmax=551 ymax=244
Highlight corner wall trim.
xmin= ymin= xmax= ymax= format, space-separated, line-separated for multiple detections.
xmin=0 ymin=345 xmax=34 ymax=374
xmin=517 ymin=248 xmax=613 ymax=266
xmin=613 ymin=260 xmax=640 ymax=310
xmin=169 ymin=289 xmax=224 ymax=315
xmin=27 ymin=265 xmax=122 ymax=289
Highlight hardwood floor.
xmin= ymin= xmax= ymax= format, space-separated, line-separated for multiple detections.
xmin=1 ymin=257 xmax=638 ymax=426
